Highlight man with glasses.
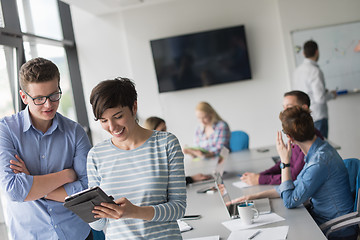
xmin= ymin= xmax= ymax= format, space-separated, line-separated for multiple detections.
xmin=0 ymin=58 xmax=93 ymax=239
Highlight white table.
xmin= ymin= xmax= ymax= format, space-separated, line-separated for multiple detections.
xmin=182 ymin=147 xmax=327 ymax=240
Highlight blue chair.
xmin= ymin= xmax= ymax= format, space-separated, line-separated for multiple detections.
xmin=344 ymin=158 xmax=360 ymax=211
xmin=320 ymin=158 xmax=360 ymax=238
xmin=229 ymin=130 xmax=249 ymax=152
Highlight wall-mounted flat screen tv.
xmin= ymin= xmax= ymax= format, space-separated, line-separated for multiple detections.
xmin=150 ymin=25 xmax=252 ymax=93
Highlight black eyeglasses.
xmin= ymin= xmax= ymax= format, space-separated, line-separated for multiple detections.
xmin=23 ymin=87 xmax=62 ymax=105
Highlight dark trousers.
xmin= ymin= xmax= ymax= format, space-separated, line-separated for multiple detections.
xmin=328 ymin=232 xmax=358 ymax=240
xmin=314 ymin=118 xmax=328 ymax=139
xmin=85 ymin=230 xmax=94 ymax=240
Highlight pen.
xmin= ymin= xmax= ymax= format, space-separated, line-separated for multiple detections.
xmin=248 ymin=230 xmax=261 ymax=240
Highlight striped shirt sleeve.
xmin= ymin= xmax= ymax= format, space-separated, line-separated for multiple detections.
xmin=152 ymin=133 xmax=186 ymax=221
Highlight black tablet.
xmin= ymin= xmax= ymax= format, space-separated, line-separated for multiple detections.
xmin=63 ymin=186 xmax=115 ymax=223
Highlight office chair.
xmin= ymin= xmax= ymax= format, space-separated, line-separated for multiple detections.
xmin=320 ymin=158 xmax=360 ymax=238
xmin=229 ymin=130 xmax=249 ymax=152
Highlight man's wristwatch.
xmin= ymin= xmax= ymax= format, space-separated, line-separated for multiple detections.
xmin=280 ymin=162 xmax=291 ymax=169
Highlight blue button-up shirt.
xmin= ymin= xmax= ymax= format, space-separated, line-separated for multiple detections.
xmin=0 ymin=107 xmax=91 ymax=240
xmin=276 ymin=137 xmax=355 ymax=237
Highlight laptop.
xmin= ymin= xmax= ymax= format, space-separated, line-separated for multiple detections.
xmin=214 ymin=173 xmax=271 ymax=219
xmin=190 ymin=147 xmax=230 ymax=186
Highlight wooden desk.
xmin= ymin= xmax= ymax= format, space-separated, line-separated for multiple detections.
xmin=182 ymin=147 xmax=327 ymax=240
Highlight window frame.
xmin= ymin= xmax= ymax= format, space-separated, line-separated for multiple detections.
xmin=0 ymin=0 xmax=92 ymax=142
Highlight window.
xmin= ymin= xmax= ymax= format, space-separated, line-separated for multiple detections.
xmin=0 ymin=1 xmax=4 ymax=28
xmin=0 ymin=45 xmax=16 ymax=118
xmin=16 ymin=0 xmax=63 ymax=40
xmin=0 ymin=0 xmax=91 ymax=139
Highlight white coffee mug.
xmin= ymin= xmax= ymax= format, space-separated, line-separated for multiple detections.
xmin=237 ymin=202 xmax=259 ymax=225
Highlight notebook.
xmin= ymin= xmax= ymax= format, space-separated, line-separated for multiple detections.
xmin=190 ymin=147 xmax=230 ymax=186
xmin=214 ymin=173 xmax=271 ymax=219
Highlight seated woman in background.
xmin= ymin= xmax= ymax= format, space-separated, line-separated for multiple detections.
xmin=144 ymin=116 xmax=212 ymax=185
xmin=233 ymin=106 xmax=357 ymax=240
xmin=183 ymin=101 xmax=230 ymax=158
xmin=87 ymin=78 xmax=186 ymax=239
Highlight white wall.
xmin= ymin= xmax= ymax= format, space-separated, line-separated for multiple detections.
xmin=71 ymin=7 xmax=131 ymax=143
xmin=71 ymin=0 xmax=360 ymax=158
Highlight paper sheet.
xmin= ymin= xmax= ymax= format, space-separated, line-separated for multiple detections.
xmin=177 ymin=219 xmax=193 ymax=232
xmin=232 ymin=180 xmax=250 ymax=189
xmin=184 ymin=236 xmax=220 ymax=240
xmin=227 ymin=226 xmax=289 ymax=240
xmin=222 ymin=213 xmax=285 ymax=231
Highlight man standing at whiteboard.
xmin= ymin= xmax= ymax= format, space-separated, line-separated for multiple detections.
xmin=292 ymin=40 xmax=337 ymax=139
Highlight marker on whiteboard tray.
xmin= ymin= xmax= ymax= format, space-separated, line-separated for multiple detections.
xmin=336 ymin=89 xmax=348 ymax=95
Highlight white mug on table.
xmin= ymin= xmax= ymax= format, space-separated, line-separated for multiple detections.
xmin=237 ymin=202 xmax=259 ymax=225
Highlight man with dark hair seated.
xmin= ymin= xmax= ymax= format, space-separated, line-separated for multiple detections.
xmin=241 ymin=90 xmax=323 ymax=185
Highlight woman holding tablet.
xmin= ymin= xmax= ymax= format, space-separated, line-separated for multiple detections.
xmin=87 ymin=78 xmax=186 ymax=239
xmin=183 ymin=101 xmax=230 ymax=158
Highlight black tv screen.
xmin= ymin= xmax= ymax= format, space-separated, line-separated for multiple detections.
xmin=150 ymin=25 xmax=252 ymax=93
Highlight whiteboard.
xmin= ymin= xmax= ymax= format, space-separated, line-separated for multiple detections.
xmin=291 ymin=21 xmax=360 ymax=91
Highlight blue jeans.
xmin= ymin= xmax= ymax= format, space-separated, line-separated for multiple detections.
xmin=314 ymin=118 xmax=328 ymax=139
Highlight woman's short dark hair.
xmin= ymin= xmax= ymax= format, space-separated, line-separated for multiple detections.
xmin=90 ymin=77 xmax=137 ymax=120
xmin=279 ymin=106 xmax=315 ymax=142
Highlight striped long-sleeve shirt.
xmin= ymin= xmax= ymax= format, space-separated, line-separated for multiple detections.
xmin=87 ymin=131 xmax=186 ymax=239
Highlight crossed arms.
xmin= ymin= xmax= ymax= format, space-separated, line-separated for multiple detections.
xmin=10 ymin=154 xmax=77 ymax=202
xmin=0 ymin=122 xmax=90 ymax=203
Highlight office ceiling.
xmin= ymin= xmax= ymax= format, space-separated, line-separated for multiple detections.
xmin=62 ymin=0 xmax=176 ymax=15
